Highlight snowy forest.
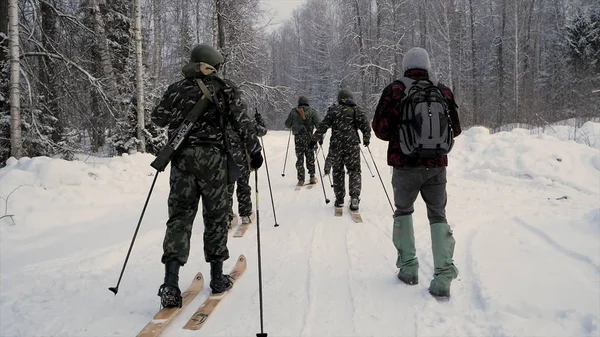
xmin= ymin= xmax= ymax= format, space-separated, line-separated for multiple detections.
xmin=0 ymin=0 xmax=598 ymax=167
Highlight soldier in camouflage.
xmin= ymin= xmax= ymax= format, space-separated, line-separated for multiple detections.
xmin=324 ymin=150 xmax=335 ymax=175
xmin=227 ymin=110 xmax=268 ymax=225
xmin=151 ymin=44 xmax=263 ymax=308
xmin=312 ymin=89 xmax=371 ymax=210
xmin=284 ymin=96 xmax=321 ymax=186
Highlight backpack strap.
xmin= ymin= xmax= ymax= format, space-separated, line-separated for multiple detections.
xmin=397 ymin=76 xmax=439 ymax=93
xmin=398 ymin=76 xmax=415 ymax=95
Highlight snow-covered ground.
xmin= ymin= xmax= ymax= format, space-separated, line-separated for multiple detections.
xmin=1 ymin=122 xmax=599 ymax=337
xmin=492 ymin=119 xmax=600 ymax=149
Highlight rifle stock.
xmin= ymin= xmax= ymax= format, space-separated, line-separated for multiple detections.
xmin=150 ymin=96 xmax=212 ymax=171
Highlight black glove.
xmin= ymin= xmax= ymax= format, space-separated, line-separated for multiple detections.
xmin=318 ymin=139 xmax=323 ymax=146
xmin=250 ymin=151 xmax=263 ymax=170
xmin=363 ymin=138 xmax=370 ymax=147
xmin=309 ymin=140 xmax=318 ymax=148
xmin=255 ymin=112 xmax=264 ymax=124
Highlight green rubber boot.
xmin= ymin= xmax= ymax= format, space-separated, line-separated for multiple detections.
xmin=429 ymin=223 xmax=459 ymax=298
xmin=392 ymin=215 xmax=419 ymax=285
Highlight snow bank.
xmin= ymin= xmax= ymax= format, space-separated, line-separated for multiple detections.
xmin=2 ymin=124 xmax=598 ymax=229
xmin=0 ymin=153 xmax=167 ymax=230
xmin=537 ymin=121 xmax=600 ymax=149
xmin=1 ymin=153 xmax=158 ymax=191
xmin=492 ymin=120 xmax=600 ymax=149
xmin=451 ymin=125 xmax=600 ymax=194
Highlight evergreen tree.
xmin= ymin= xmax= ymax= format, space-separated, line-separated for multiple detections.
xmin=566 ymin=5 xmax=600 ymax=116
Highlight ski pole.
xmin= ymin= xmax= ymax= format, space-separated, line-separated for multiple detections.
xmin=366 ymin=146 xmax=394 ymax=213
xmin=281 ymin=129 xmax=292 ymax=177
xmin=254 ymin=170 xmax=268 ymax=337
xmin=302 ymin=124 xmax=330 ymax=204
xmin=109 ymin=172 xmax=159 ymax=295
xmin=314 ymin=147 xmax=330 ymax=204
xmin=319 ymin=144 xmax=333 ymax=187
xmin=360 ymin=147 xmax=375 ymax=177
xmin=260 ymin=137 xmax=280 ymax=227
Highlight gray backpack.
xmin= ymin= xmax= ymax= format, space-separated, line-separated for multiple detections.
xmin=396 ymin=77 xmax=455 ymax=159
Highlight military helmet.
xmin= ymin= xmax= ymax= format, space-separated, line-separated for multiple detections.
xmin=337 ymin=89 xmax=355 ymax=105
xmin=298 ymin=96 xmax=310 ymax=106
xmin=190 ymin=44 xmax=224 ymax=70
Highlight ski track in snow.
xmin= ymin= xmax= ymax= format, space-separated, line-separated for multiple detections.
xmin=514 ymin=217 xmax=600 ymax=273
xmin=1 ymin=127 xmax=600 ymax=337
xmin=300 ymin=217 xmax=318 ymax=337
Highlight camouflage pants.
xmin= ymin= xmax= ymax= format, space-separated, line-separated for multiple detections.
xmin=331 ymin=145 xmax=362 ymax=201
xmin=227 ymin=146 xmax=253 ymax=217
xmin=294 ymin=134 xmax=315 ymax=181
xmin=324 ymin=150 xmax=335 ymax=174
xmin=162 ymin=146 xmax=231 ymax=265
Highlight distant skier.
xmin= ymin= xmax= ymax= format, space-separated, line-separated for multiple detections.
xmin=284 ymin=96 xmax=321 ymax=186
xmin=151 ymin=44 xmax=263 ymax=308
xmin=312 ymin=89 xmax=371 ymax=210
xmin=227 ymin=110 xmax=268 ymax=226
xmin=372 ymin=47 xmax=462 ymax=298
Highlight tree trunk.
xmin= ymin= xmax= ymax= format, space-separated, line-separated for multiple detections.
xmin=0 ymin=0 xmax=8 ymax=164
xmin=375 ymin=0 xmax=383 ymax=88
xmin=134 ymin=0 xmax=145 ymax=152
xmin=215 ymin=0 xmax=226 ymax=75
xmin=91 ymin=0 xmax=117 ymax=96
xmin=152 ymin=0 xmax=162 ymax=86
xmin=468 ymin=0 xmax=478 ymax=124
xmin=445 ymin=0 xmax=454 ymax=90
xmin=40 ymin=0 xmax=63 ymax=144
xmin=8 ymin=0 xmax=21 ymax=158
xmin=0 ymin=0 xmax=9 ymax=101
xmin=353 ymin=0 xmax=367 ymax=107
xmin=392 ymin=0 xmax=401 ymax=78
xmin=419 ymin=0 xmax=428 ymax=49
xmin=522 ymin=0 xmax=536 ymax=123
xmin=496 ymin=0 xmax=507 ymax=127
xmin=514 ymin=0 xmax=519 ymax=121
xmin=0 ymin=0 xmax=7 ymax=62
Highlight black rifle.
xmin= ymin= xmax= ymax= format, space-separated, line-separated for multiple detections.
xmin=150 ymin=80 xmax=212 ymax=172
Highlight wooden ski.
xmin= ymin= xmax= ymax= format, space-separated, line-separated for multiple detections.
xmin=136 ymin=272 xmax=204 ymax=337
xmin=349 ymin=209 xmax=363 ymax=223
xmin=233 ymin=213 xmax=255 ymax=238
xmin=182 ymin=255 xmax=247 ymax=331
xmin=334 ymin=207 xmax=343 ymax=217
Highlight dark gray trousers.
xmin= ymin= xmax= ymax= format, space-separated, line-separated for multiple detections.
xmin=392 ymin=167 xmax=447 ymax=224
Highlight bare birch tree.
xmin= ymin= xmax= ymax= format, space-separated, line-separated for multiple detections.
xmin=8 ymin=0 xmax=20 ymax=159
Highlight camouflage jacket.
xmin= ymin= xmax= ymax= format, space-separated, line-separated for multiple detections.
xmin=313 ymin=103 xmax=371 ymax=150
xmin=284 ymin=105 xmax=320 ymax=136
xmin=228 ymin=113 xmax=267 ymax=151
xmin=151 ymin=70 xmax=261 ymax=156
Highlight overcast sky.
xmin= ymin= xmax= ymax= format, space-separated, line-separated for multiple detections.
xmin=261 ymin=0 xmax=306 ymax=30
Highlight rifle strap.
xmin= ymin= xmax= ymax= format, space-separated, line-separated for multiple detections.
xmin=196 ymin=79 xmax=213 ymax=103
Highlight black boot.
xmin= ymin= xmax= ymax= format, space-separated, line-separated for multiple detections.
xmin=157 ymin=260 xmax=182 ymax=308
xmin=334 ymin=198 xmax=344 ymax=207
xmin=209 ymin=261 xmax=233 ymax=294
xmin=349 ymin=197 xmax=360 ymax=211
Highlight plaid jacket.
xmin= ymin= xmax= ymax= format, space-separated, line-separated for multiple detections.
xmin=372 ymin=69 xmax=462 ymax=168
